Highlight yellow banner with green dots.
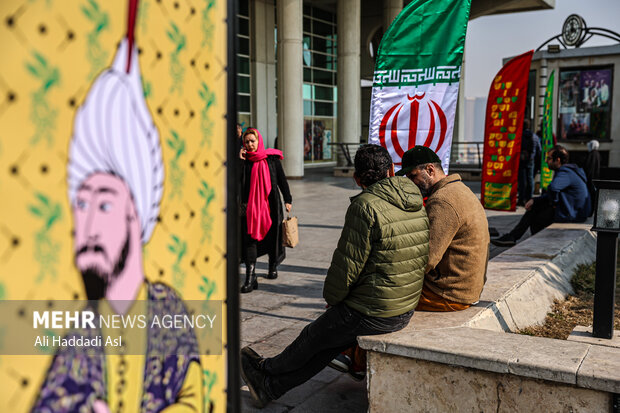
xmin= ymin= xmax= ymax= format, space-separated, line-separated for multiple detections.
xmin=0 ymin=0 xmax=229 ymax=411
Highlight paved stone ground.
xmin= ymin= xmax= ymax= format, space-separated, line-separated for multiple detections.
xmin=239 ymin=167 xmax=531 ymax=412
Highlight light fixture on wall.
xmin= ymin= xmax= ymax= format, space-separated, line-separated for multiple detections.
xmin=590 ymin=179 xmax=620 ymax=339
xmin=547 ymin=44 xmax=561 ymax=53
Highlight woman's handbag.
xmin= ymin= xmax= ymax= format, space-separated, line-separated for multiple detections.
xmin=282 ymin=215 xmax=298 ymax=248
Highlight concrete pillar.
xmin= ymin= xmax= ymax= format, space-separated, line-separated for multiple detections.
xmin=250 ymin=0 xmax=277 ymax=148
xmin=277 ymin=0 xmax=304 ymax=178
xmin=337 ymin=0 xmax=361 ymax=165
xmin=383 ymin=0 xmax=403 ymax=32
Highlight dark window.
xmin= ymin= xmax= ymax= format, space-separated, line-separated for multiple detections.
xmin=313 ymin=8 xmax=334 ymax=23
xmin=239 ymin=0 xmax=248 ymax=17
xmin=237 ymin=76 xmax=250 ymax=94
xmin=239 ymin=95 xmax=250 ymax=113
xmin=313 ymin=20 xmax=333 ymax=37
xmin=314 ymin=85 xmax=333 ymax=101
xmin=238 ymin=37 xmax=249 ymax=55
xmin=312 ymin=69 xmax=333 ymax=85
xmin=237 ymin=56 xmax=250 ymax=74
xmin=314 ymin=102 xmax=333 ymax=116
xmin=238 ymin=17 xmax=249 ymax=36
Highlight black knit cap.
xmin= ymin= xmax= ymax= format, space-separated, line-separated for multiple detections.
xmin=395 ymin=145 xmax=441 ymax=176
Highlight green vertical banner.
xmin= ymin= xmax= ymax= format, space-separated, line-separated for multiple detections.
xmin=540 ymin=70 xmax=555 ymax=189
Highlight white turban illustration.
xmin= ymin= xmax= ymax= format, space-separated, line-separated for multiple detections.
xmin=68 ymin=38 xmax=164 ymax=244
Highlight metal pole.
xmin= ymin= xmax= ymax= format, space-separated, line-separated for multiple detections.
xmin=592 ymin=232 xmax=618 ymax=339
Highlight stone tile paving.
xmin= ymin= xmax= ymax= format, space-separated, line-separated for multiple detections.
xmin=239 ymin=167 xmax=529 ymax=412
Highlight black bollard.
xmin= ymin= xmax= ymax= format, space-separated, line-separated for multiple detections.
xmin=592 ymin=232 xmax=618 ymax=339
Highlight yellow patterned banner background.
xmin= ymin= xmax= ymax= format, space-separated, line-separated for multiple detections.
xmin=0 ymin=0 xmax=228 ymax=411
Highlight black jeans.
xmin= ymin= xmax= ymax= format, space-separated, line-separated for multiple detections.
xmin=262 ymin=303 xmax=413 ymax=399
xmin=245 ymin=237 xmax=277 ymax=268
xmin=518 ymin=162 xmax=534 ymax=203
xmin=508 ymin=198 xmax=555 ymax=240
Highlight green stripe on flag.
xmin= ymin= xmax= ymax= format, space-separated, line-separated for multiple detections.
xmin=373 ymin=0 xmax=471 ymax=87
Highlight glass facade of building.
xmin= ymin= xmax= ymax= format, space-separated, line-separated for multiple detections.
xmin=302 ymin=5 xmax=337 ymax=163
xmin=237 ymin=0 xmax=251 ymax=129
xmin=235 ymin=2 xmax=338 ymax=164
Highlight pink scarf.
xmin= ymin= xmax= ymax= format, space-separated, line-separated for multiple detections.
xmin=245 ymin=128 xmax=283 ymax=241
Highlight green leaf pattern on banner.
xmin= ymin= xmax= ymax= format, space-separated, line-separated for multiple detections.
xmin=198 ymin=275 xmax=216 ymax=301
xmin=166 ymin=130 xmax=186 ymax=199
xmin=201 ymin=0 xmax=216 ymax=48
xmin=167 ymin=234 xmax=187 ymax=290
xmin=198 ymin=83 xmax=216 ymax=147
xmin=81 ymin=0 xmax=110 ymax=80
xmin=25 ymin=52 xmax=60 ymax=147
xmin=28 ymin=193 xmax=62 ymax=283
xmin=203 ymin=369 xmax=217 ymax=408
xmin=198 ymin=181 xmax=215 ymax=243
xmin=167 ymin=22 xmax=186 ymax=94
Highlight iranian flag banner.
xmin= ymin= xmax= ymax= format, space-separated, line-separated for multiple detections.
xmin=368 ymin=0 xmax=471 ymax=172
xmin=481 ymin=50 xmax=533 ymax=211
xmin=541 ymin=70 xmax=555 ymax=190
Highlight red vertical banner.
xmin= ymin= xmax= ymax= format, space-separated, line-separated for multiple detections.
xmin=481 ymin=50 xmax=533 ymax=211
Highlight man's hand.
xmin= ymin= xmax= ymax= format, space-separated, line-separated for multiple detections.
xmin=525 ymin=199 xmax=534 ymax=211
xmin=285 ymin=203 xmax=292 ymax=213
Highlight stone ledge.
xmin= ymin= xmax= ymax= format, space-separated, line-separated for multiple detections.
xmin=569 ymin=326 xmax=620 ymax=349
xmin=359 ymin=223 xmax=620 ymax=394
xmin=360 ymin=326 xmax=620 ymax=393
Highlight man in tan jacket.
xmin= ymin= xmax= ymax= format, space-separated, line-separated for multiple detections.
xmin=397 ymin=146 xmax=489 ymax=311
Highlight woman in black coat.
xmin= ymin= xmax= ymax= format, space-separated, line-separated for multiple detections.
xmin=240 ymin=128 xmax=292 ymax=293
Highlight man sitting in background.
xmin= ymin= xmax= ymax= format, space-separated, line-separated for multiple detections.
xmin=492 ymin=145 xmax=591 ymax=247
xmin=397 ymin=146 xmax=490 ymax=311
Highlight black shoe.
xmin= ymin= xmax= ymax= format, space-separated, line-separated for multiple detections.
xmin=328 ymin=353 xmax=365 ymax=381
xmin=328 ymin=353 xmax=351 ymax=373
xmin=266 ymin=264 xmax=278 ymax=280
xmin=241 ymin=264 xmax=258 ymax=293
xmin=242 ymin=346 xmax=264 ymax=369
xmin=240 ymin=347 xmax=272 ymax=408
xmin=347 ymin=369 xmax=366 ymax=382
xmin=490 ymin=234 xmax=517 ymax=247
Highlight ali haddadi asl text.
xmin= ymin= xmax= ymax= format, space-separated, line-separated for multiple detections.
xmin=34 ymin=334 xmax=121 ymax=348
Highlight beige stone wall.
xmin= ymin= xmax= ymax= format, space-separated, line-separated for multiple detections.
xmin=368 ymin=353 xmax=611 ymax=413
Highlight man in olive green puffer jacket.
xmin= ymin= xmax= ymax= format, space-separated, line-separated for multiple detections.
xmin=240 ymin=145 xmax=429 ymax=409
xmin=322 ymin=171 xmax=430 ymax=317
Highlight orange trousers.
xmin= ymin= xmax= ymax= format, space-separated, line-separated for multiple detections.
xmin=415 ymin=286 xmax=471 ymax=312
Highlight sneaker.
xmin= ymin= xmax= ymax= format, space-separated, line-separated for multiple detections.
xmin=490 ymin=234 xmax=517 ymax=247
xmin=348 ymin=368 xmax=366 ymax=382
xmin=328 ymin=352 xmax=366 ymax=381
xmin=327 ymin=353 xmax=351 ymax=373
xmin=240 ymin=347 xmax=272 ymax=408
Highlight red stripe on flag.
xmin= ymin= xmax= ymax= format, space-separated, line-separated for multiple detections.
xmin=392 ymin=106 xmax=405 ymax=157
xmin=423 ymin=102 xmax=435 ymax=147
xmin=432 ymin=100 xmax=447 ymax=152
xmin=379 ymin=103 xmax=399 ymax=149
xmin=408 ymin=99 xmax=419 ymax=149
